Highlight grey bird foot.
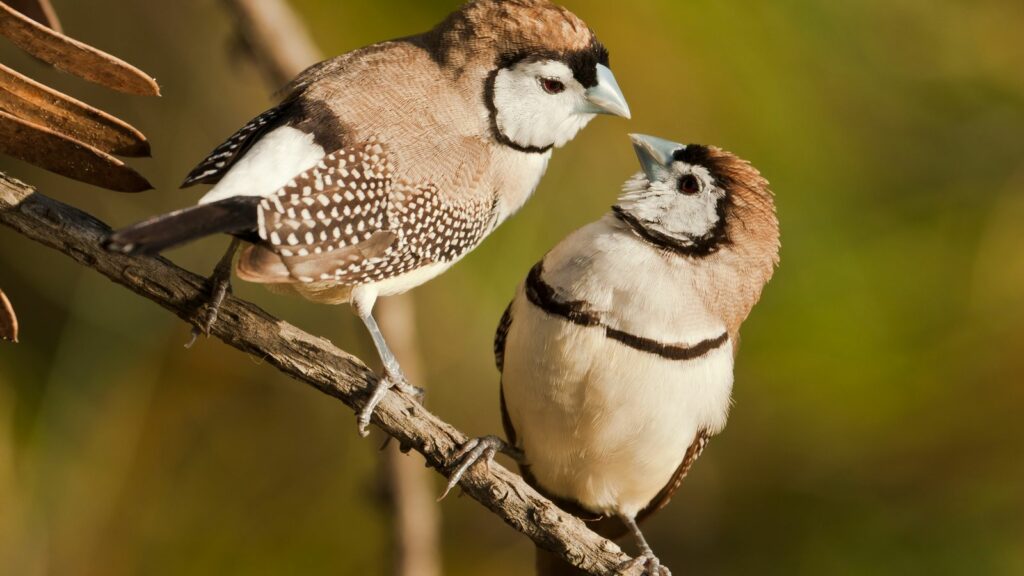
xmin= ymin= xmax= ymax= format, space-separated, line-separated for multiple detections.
xmin=185 ymin=275 xmax=231 ymax=349
xmin=356 ymin=369 xmax=424 ymax=438
xmin=439 ymin=435 xmax=522 ymax=501
xmin=616 ymin=554 xmax=671 ymax=576
xmin=186 ymin=239 xmax=239 ymax=349
xmin=395 ymin=379 xmax=426 ymax=401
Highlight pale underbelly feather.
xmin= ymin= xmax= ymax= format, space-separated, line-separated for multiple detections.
xmin=502 ymin=298 xmax=734 ymax=517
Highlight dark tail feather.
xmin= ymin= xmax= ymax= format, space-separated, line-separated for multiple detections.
xmin=104 ymin=196 xmax=260 ymax=255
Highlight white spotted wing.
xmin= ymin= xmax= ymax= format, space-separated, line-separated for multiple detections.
xmin=246 ymin=140 xmax=496 ymax=286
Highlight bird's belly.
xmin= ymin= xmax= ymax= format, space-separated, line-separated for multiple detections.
xmin=261 ymin=260 xmax=457 ymax=306
xmin=503 ymin=302 xmax=734 ymax=517
xmin=368 ymin=260 xmax=457 ymax=298
xmin=493 ymin=150 xmax=551 ymax=222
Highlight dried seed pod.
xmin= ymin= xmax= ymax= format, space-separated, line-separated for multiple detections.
xmin=0 ymin=109 xmax=153 ymax=192
xmin=0 ymin=288 xmax=16 ymax=343
xmin=0 ymin=63 xmax=150 ymax=157
xmin=0 ymin=1 xmax=160 ymax=96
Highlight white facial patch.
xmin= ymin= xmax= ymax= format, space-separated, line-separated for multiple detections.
xmin=617 ymin=164 xmax=726 ymax=244
xmin=492 ymin=60 xmax=596 ymax=150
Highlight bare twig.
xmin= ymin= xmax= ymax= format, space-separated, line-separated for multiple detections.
xmin=0 ymin=1 xmax=160 ymax=96
xmin=380 ymin=441 xmax=442 ymax=576
xmin=0 ymin=175 xmax=641 ymax=574
xmin=220 ymin=0 xmax=321 ymax=89
xmin=377 ymin=296 xmax=441 ymax=576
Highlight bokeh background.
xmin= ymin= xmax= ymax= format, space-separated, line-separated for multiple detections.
xmin=2 ymin=1 xmax=1024 ymax=574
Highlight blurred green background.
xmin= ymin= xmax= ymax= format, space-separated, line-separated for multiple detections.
xmin=2 ymin=0 xmax=1023 ymax=574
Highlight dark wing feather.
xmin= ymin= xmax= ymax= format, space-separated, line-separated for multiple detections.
xmin=495 ymin=301 xmax=523 ymax=473
xmin=563 ymin=431 xmax=712 ymax=541
xmin=494 ymin=301 xmax=513 ymax=373
xmin=180 ymin=102 xmax=291 ymax=188
xmin=637 ymin=430 xmax=712 ymax=523
xmin=495 ymin=300 xmax=518 ymax=447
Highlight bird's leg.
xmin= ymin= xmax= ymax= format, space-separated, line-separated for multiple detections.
xmin=439 ymin=435 xmax=524 ymax=501
xmin=354 ymin=302 xmax=425 ymax=437
xmin=616 ymin=514 xmax=671 ymax=576
xmin=186 ymin=238 xmax=241 ymax=349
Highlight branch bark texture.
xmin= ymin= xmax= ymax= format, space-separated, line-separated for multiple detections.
xmin=0 ymin=174 xmax=640 ymax=574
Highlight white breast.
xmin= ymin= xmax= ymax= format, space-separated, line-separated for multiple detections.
xmin=492 ymin=149 xmax=552 ymax=225
xmin=501 ymin=218 xmax=735 ymax=517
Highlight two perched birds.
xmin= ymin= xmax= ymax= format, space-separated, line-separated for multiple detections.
xmin=105 ymin=1 xmax=779 ymax=574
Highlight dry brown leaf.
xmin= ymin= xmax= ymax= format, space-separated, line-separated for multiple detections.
xmin=0 ymin=288 xmax=16 ymax=343
xmin=7 ymin=0 xmax=60 ymax=32
xmin=0 ymin=1 xmax=160 ymax=96
xmin=0 ymin=109 xmax=152 ymax=191
xmin=0 ymin=63 xmax=150 ymax=157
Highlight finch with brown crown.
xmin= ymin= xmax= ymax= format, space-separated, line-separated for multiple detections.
xmin=445 ymin=134 xmax=780 ymax=575
xmin=105 ymin=0 xmax=631 ymax=436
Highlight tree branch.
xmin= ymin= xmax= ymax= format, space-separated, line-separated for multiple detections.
xmin=0 ymin=173 xmax=640 ymax=574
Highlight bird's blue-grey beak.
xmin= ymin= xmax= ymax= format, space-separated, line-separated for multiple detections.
xmin=580 ymin=64 xmax=631 ymax=119
xmin=630 ymin=134 xmax=684 ymax=182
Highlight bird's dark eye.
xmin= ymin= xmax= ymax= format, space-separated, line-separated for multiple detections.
xmin=680 ymin=174 xmax=701 ymax=195
xmin=540 ymin=78 xmax=566 ymax=95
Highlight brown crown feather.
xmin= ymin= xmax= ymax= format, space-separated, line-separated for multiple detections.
xmin=425 ymin=0 xmax=601 ymax=69
xmin=708 ymin=146 xmax=780 ymax=266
